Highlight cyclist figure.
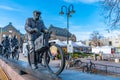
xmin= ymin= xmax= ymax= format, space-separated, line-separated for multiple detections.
xmin=11 ymin=35 xmax=19 ymax=53
xmin=1 ymin=36 xmax=10 ymax=56
xmin=25 ymin=10 xmax=48 ymax=69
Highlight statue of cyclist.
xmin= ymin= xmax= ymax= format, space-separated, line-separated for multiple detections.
xmin=25 ymin=10 xmax=48 ymax=69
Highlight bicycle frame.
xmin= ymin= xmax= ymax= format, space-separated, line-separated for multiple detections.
xmin=35 ymin=32 xmax=55 ymax=60
xmin=44 ymin=32 xmax=56 ymax=60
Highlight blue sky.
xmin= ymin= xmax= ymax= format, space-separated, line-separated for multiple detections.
xmin=0 ymin=0 xmax=110 ymax=41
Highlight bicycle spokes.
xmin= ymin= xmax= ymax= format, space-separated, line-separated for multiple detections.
xmin=44 ymin=44 xmax=65 ymax=75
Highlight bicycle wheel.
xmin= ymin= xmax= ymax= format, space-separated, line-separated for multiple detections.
xmin=28 ymin=52 xmax=31 ymax=66
xmin=90 ymin=63 xmax=96 ymax=73
xmin=12 ymin=52 xmax=15 ymax=59
xmin=82 ymin=63 xmax=89 ymax=72
xmin=36 ymin=52 xmax=50 ymax=66
xmin=4 ymin=49 xmax=9 ymax=59
xmin=14 ymin=51 xmax=19 ymax=60
xmin=44 ymin=44 xmax=65 ymax=75
xmin=73 ymin=59 xmax=82 ymax=67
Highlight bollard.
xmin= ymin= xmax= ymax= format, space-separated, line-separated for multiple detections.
xmin=94 ymin=54 xmax=97 ymax=61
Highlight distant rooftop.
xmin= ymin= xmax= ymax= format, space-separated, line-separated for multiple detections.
xmin=1 ymin=22 xmax=22 ymax=35
xmin=49 ymin=25 xmax=72 ymax=37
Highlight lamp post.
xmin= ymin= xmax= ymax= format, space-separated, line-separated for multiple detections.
xmin=59 ymin=4 xmax=75 ymax=44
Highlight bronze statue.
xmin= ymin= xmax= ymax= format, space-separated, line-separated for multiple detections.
xmin=25 ymin=10 xmax=47 ymax=69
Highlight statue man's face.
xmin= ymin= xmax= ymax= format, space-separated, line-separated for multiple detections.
xmin=33 ymin=12 xmax=40 ymax=21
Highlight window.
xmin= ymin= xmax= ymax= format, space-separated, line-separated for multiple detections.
xmin=98 ymin=42 xmax=100 ymax=46
xmin=109 ymin=41 xmax=112 ymax=46
xmin=2 ymin=34 xmax=6 ymax=37
xmin=9 ymin=30 xmax=12 ymax=33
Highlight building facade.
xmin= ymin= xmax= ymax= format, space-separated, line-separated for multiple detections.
xmin=22 ymin=25 xmax=77 ymax=43
xmin=86 ymin=35 xmax=120 ymax=53
xmin=0 ymin=22 xmax=23 ymax=44
xmin=86 ymin=40 xmax=104 ymax=48
xmin=48 ymin=25 xmax=76 ymax=42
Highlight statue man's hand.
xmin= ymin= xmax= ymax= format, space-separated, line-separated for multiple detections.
xmin=44 ymin=29 xmax=49 ymax=33
xmin=33 ymin=28 xmax=38 ymax=32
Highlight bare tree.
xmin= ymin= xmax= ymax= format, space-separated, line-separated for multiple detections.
xmin=89 ymin=31 xmax=104 ymax=47
xmin=101 ymin=0 xmax=120 ymax=30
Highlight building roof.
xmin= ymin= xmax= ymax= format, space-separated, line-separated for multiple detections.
xmin=1 ymin=22 xmax=22 ymax=35
xmin=49 ymin=25 xmax=72 ymax=37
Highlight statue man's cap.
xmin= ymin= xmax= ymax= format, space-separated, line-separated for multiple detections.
xmin=33 ymin=10 xmax=41 ymax=15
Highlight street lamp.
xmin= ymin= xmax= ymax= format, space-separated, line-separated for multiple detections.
xmin=59 ymin=4 xmax=75 ymax=44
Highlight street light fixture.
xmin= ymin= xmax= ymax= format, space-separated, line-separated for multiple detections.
xmin=59 ymin=4 xmax=75 ymax=44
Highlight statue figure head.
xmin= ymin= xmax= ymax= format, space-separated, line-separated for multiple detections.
xmin=33 ymin=10 xmax=41 ymax=21
xmin=5 ymin=36 xmax=8 ymax=40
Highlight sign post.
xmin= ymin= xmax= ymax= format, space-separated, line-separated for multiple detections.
xmin=67 ymin=44 xmax=73 ymax=53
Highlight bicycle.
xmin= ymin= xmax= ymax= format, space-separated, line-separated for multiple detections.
xmin=27 ymin=31 xmax=65 ymax=76
xmin=65 ymin=52 xmax=83 ymax=69
xmin=3 ymin=47 xmax=11 ymax=59
xmin=82 ymin=59 xmax=96 ymax=73
xmin=66 ymin=58 xmax=83 ymax=69
xmin=11 ymin=45 xmax=19 ymax=60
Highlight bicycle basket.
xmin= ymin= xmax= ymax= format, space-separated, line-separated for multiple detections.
xmin=34 ymin=35 xmax=44 ymax=51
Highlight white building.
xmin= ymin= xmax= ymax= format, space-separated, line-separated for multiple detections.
xmin=86 ymin=34 xmax=120 ymax=54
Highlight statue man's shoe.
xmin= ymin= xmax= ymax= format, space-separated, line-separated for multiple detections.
xmin=37 ymin=63 xmax=44 ymax=67
xmin=37 ymin=63 xmax=46 ymax=69
xmin=31 ymin=64 xmax=38 ymax=69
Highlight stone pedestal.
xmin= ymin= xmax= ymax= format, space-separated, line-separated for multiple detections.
xmin=0 ymin=59 xmax=25 ymax=80
xmin=0 ymin=57 xmax=61 ymax=80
